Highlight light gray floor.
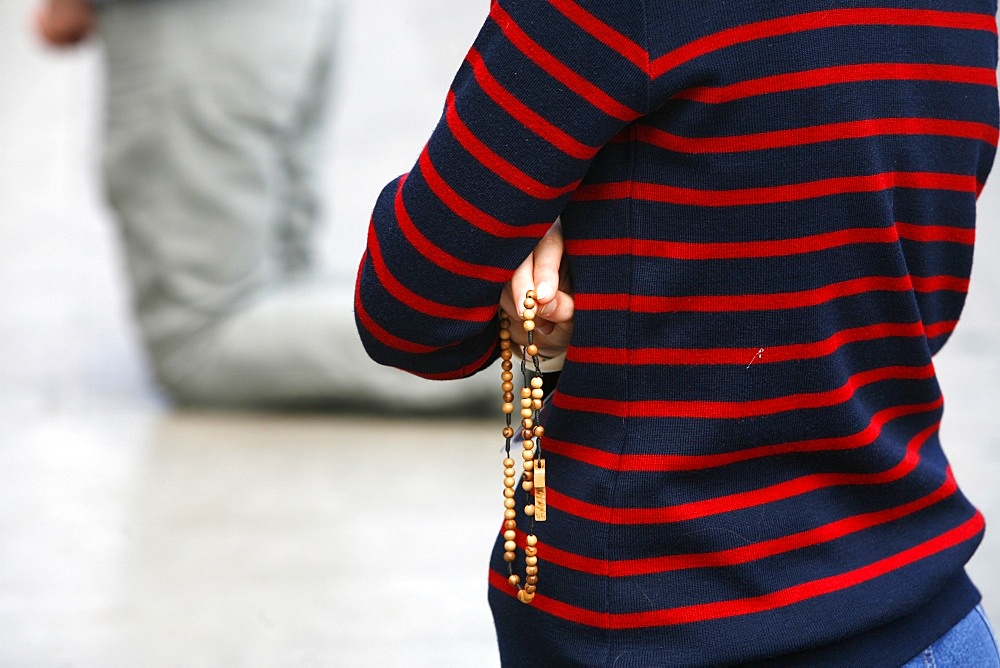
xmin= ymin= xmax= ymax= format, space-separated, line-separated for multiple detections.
xmin=1 ymin=1 xmax=998 ymax=665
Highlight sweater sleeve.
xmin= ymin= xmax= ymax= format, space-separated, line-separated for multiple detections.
xmin=355 ymin=0 xmax=650 ymax=379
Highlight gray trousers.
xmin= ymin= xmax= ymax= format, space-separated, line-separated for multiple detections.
xmin=98 ymin=0 xmax=494 ymax=410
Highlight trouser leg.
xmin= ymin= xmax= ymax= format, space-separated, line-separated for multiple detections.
xmin=99 ymin=0 xmax=494 ymax=410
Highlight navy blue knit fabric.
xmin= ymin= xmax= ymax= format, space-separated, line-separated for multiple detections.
xmin=355 ymin=1 xmax=999 ymax=664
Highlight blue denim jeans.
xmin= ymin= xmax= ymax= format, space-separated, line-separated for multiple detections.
xmin=900 ymin=605 xmax=1000 ymax=667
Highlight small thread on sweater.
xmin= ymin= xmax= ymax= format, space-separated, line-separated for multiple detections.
xmin=746 ymin=348 xmax=764 ymax=369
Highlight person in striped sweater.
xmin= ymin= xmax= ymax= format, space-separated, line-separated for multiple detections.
xmin=355 ymin=0 xmax=1000 ymax=664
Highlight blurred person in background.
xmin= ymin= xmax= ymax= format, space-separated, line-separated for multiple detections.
xmin=33 ymin=0 xmax=501 ymax=411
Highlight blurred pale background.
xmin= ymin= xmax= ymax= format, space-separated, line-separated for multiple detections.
xmin=0 ymin=1 xmax=997 ymax=665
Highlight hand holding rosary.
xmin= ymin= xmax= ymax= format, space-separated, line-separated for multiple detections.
xmin=498 ymin=290 xmax=547 ymax=605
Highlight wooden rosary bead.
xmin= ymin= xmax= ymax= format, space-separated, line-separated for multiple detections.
xmin=498 ymin=301 xmax=544 ymax=605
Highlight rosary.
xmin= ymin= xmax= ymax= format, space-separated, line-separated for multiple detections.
xmin=498 ymin=290 xmax=546 ymax=605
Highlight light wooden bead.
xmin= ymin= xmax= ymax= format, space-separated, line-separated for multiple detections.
xmin=526 ymin=290 xmax=537 ymax=299
xmin=533 ymin=399 xmax=543 ymax=410
xmin=503 ymin=457 xmax=515 ymax=468
xmin=530 ymin=376 xmax=543 ymax=389
xmin=504 ymin=487 xmax=515 ymax=498
xmin=500 ymin=349 xmax=513 ymax=360
xmin=526 ymin=344 xmax=538 ymax=357
xmin=504 ymin=540 xmax=517 ymax=552
xmin=502 ymin=402 xmax=515 ymax=414
xmin=501 ymin=371 xmax=514 ymax=382
xmin=523 ymin=297 xmax=536 ymax=309
xmin=504 ymin=498 xmax=516 ymax=509
xmin=505 ymin=520 xmax=517 ymax=530
xmin=523 ymin=439 xmax=535 ymax=450
xmin=504 ymin=530 xmax=517 ymax=541
xmin=504 ymin=476 xmax=517 ymax=488
xmin=521 ymin=398 xmax=533 ymax=409
xmin=521 ymin=408 xmax=533 ymax=418
xmin=517 ymin=590 xmax=535 ymax=603
xmin=523 ymin=308 xmax=536 ymax=320
xmin=525 ymin=546 xmax=537 ymax=557
xmin=522 ymin=480 xmax=534 ymax=491
xmin=525 ymin=504 xmax=535 ymax=516
xmin=499 ymin=328 xmax=511 ymax=340
xmin=522 ymin=419 xmax=533 ymax=430
xmin=504 ymin=509 xmax=516 ymax=520
xmin=500 ymin=339 xmax=512 ymax=350
xmin=526 ymin=535 xmax=538 ymax=547
xmin=534 ymin=426 xmax=545 ymax=437
xmin=523 ymin=320 xmax=536 ymax=332
xmin=526 ymin=566 xmax=538 ymax=576
xmin=520 ymin=387 xmax=531 ymax=398
xmin=502 ymin=381 xmax=514 ymax=393
xmin=522 ymin=449 xmax=534 ymax=461
xmin=504 ymin=467 xmax=516 ymax=477
xmin=508 ymin=574 xmax=521 ymax=587
xmin=525 ymin=556 xmax=538 ymax=567
xmin=531 ymin=388 xmax=544 ymax=399
xmin=524 ymin=460 xmax=534 ymax=470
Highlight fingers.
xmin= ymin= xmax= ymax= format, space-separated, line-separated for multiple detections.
xmin=531 ymin=219 xmax=564 ymax=313
xmin=509 ymin=251 xmax=535 ymax=318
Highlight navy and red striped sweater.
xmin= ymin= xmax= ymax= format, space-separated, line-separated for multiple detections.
xmin=355 ymin=0 xmax=999 ymax=664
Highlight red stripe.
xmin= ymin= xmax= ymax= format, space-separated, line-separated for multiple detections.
xmin=634 ymin=117 xmax=1000 ymax=153
xmin=569 ymin=321 xmax=928 ymax=367
xmin=651 ymin=9 xmax=998 ymax=77
xmin=489 ymin=1 xmax=642 ymax=122
xmin=417 ymin=150 xmax=548 ymax=239
xmin=674 ymin=63 xmax=996 ymax=104
xmin=925 ymin=320 xmax=959 ymax=339
xmin=413 ymin=343 xmax=500 ymax=381
xmin=567 ymin=226 xmax=901 ymax=260
xmin=545 ymin=398 xmax=942 ymax=472
xmin=573 ymin=171 xmax=980 ymax=206
xmin=574 ymin=274 xmax=966 ymax=314
xmin=547 ymin=0 xmax=648 ymax=71
xmin=518 ymin=472 xmax=957 ymax=576
xmin=553 ymin=363 xmax=935 ymax=419
xmin=490 ymin=512 xmax=984 ymax=627
xmin=465 ymin=48 xmax=599 ymax=161
xmin=548 ymin=421 xmax=939 ymax=524
xmin=896 ymin=221 xmax=976 ymax=244
xmin=393 ymin=179 xmax=509 ymax=281
xmin=354 ymin=285 xmax=437 ymax=355
xmin=445 ymin=91 xmax=579 ymax=199
xmin=365 ymin=224 xmax=496 ymax=322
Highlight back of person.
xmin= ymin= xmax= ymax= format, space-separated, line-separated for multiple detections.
xmin=355 ymin=0 xmax=999 ymax=663
xmin=531 ymin=2 xmax=999 ymax=664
